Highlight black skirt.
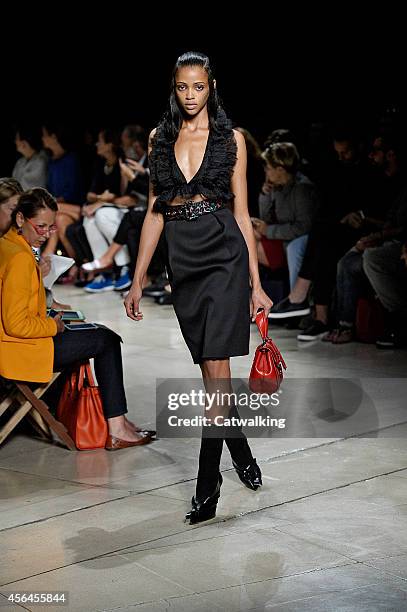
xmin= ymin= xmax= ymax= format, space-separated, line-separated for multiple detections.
xmin=163 ymin=204 xmax=251 ymax=364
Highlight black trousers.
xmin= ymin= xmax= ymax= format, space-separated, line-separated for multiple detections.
xmin=114 ymin=208 xmax=167 ymax=277
xmin=65 ymin=219 xmax=93 ymax=265
xmin=299 ymin=218 xmax=361 ymax=305
xmin=52 ymin=326 xmax=127 ymax=419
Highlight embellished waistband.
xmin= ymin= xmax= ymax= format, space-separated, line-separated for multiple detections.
xmin=160 ymin=199 xmax=225 ymax=222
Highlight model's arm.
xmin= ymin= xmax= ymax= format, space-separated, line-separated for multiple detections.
xmin=231 ymin=129 xmax=273 ymax=319
xmin=124 ymin=128 xmax=164 ymax=322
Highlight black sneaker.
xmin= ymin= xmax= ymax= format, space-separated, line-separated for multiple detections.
xmin=268 ymin=297 xmax=311 ymax=319
xmin=376 ymin=331 xmax=405 ymax=349
xmin=298 ymin=313 xmax=314 ymax=330
xmin=142 ymin=281 xmax=169 ymax=297
xmin=156 ymin=290 xmax=173 ymax=305
xmin=297 ymin=320 xmax=329 ymax=341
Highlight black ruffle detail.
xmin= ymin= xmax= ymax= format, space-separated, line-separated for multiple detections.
xmin=150 ymin=108 xmax=237 ymax=213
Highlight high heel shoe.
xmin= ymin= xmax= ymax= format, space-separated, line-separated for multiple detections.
xmin=232 ymin=458 xmax=262 ymax=490
xmin=185 ymin=473 xmax=223 ymax=525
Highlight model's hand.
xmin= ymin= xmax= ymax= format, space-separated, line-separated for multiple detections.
xmin=250 ymin=286 xmax=273 ymax=321
xmin=124 ymin=284 xmax=143 ymax=322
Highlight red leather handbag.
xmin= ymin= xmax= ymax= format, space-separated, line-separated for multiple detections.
xmin=56 ymin=361 xmax=108 ymax=450
xmin=249 ymin=309 xmax=287 ymax=394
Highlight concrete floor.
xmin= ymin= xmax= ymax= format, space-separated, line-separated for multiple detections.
xmin=1 ymin=285 xmax=407 ymax=612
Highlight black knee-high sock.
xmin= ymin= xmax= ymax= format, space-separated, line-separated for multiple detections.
xmin=224 ymin=405 xmax=254 ymax=467
xmin=195 ymin=426 xmax=224 ymax=501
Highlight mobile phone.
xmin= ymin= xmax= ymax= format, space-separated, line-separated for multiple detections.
xmin=47 ymin=309 xmax=85 ymax=321
xmin=65 ymin=322 xmax=99 ymax=331
xmin=60 ymin=310 xmax=85 ymax=321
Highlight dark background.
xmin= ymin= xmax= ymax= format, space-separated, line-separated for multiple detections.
xmin=1 ymin=13 xmax=404 ymax=175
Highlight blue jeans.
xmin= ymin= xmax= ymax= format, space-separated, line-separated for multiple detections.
xmin=285 ymin=234 xmax=309 ymax=290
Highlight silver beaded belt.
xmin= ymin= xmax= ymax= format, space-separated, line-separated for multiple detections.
xmin=162 ymin=199 xmax=225 ymax=222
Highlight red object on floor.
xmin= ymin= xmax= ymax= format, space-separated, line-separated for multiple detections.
xmin=355 ymin=296 xmax=385 ymax=343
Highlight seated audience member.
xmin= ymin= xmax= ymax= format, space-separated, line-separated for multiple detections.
xmin=82 ymin=128 xmax=155 ymax=285
xmin=362 ymin=191 xmax=407 ymax=349
xmin=0 ymin=178 xmax=23 ymax=237
xmin=82 ymin=128 xmax=133 ymax=293
xmin=323 ymin=133 xmax=406 ymax=344
xmin=268 ymin=130 xmax=387 ymax=339
xmin=121 ymin=124 xmax=146 ymax=161
xmin=12 ymin=127 xmax=48 ymax=190
xmin=252 ymin=142 xmax=318 ymax=291
xmin=41 ymin=124 xmax=83 ymax=258
xmin=0 ymin=188 xmax=154 ymax=449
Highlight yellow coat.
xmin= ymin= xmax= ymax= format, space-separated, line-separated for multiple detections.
xmin=0 ymin=227 xmax=57 ymax=382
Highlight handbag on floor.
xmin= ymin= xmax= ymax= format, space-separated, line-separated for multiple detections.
xmin=56 ymin=360 xmax=108 ymax=450
xmin=249 ymin=309 xmax=287 ymax=394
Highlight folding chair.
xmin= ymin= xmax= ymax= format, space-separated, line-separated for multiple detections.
xmin=0 ymin=373 xmax=76 ymax=450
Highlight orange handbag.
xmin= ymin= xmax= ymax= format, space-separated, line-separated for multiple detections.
xmin=249 ymin=309 xmax=287 ymax=394
xmin=56 ymin=361 xmax=108 ymax=450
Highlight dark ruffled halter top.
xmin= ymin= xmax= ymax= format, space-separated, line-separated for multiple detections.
xmin=149 ymin=109 xmax=237 ymax=213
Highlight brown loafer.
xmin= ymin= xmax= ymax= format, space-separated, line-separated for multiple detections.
xmin=105 ymin=433 xmax=153 ymax=451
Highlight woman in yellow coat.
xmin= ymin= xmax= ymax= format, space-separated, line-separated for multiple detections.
xmin=0 ymin=187 xmax=153 ymax=448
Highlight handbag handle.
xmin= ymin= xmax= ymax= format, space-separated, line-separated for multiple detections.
xmin=78 ymin=361 xmax=96 ymax=390
xmin=255 ymin=309 xmax=287 ymax=371
xmin=255 ymin=308 xmax=269 ymax=341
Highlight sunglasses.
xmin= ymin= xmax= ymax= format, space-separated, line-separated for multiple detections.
xmin=25 ymin=217 xmax=58 ymax=236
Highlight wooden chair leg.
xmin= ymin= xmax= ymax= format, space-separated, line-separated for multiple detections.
xmin=26 ymin=408 xmax=53 ymax=440
xmin=0 ymin=400 xmax=33 ymax=445
xmin=16 ymin=384 xmax=76 ymax=450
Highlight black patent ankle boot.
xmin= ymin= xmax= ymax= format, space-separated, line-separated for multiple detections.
xmin=232 ymin=458 xmax=262 ymax=490
xmin=185 ymin=473 xmax=223 ymax=525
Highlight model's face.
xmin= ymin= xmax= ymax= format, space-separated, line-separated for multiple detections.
xmin=42 ymin=128 xmax=57 ymax=151
xmin=175 ymin=65 xmax=212 ymax=116
xmin=0 ymin=195 xmax=19 ymax=236
xmin=16 ymin=207 xmax=57 ymax=249
xmin=334 ymin=140 xmax=356 ymax=163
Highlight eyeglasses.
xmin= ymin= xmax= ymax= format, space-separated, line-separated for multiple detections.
xmin=25 ymin=217 xmax=58 ymax=236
